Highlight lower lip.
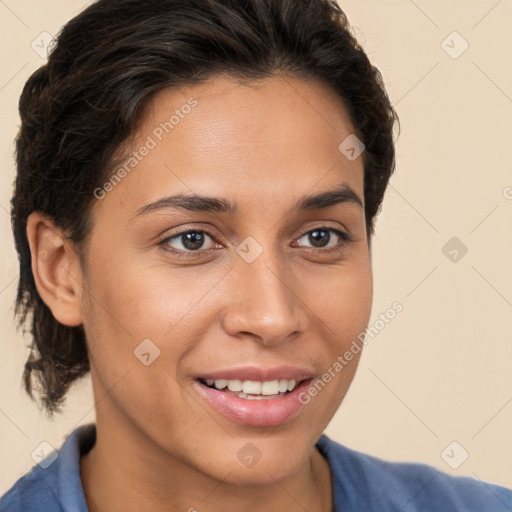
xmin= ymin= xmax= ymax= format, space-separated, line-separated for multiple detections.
xmin=193 ymin=379 xmax=312 ymax=427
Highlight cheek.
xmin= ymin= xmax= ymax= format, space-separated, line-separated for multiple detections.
xmin=82 ymin=252 xmax=186 ymax=340
xmin=301 ymin=258 xmax=372 ymax=395
xmin=308 ymin=258 xmax=373 ymax=346
xmin=82 ymin=238 xmax=373 ymax=372
xmin=79 ymin=246 xmax=225 ymax=388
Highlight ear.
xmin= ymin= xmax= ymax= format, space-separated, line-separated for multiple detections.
xmin=26 ymin=212 xmax=84 ymax=326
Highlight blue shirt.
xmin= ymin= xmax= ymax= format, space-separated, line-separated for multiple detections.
xmin=1 ymin=423 xmax=510 ymax=511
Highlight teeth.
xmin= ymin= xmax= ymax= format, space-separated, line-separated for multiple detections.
xmin=261 ymin=380 xmax=280 ymax=395
xmin=242 ymin=381 xmax=261 ymax=394
xmin=226 ymin=380 xmax=243 ymax=392
xmin=208 ymin=378 xmax=299 ymax=396
xmin=287 ymin=379 xmax=296 ymax=392
xmin=214 ymin=379 xmax=227 ymax=390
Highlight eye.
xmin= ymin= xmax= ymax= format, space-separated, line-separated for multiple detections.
xmin=159 ymin=229 xmax=219 ymax=259
xmin=158 ymin=225 xmax=353 ymax=260
xmin=293 ymin=227 xmax=351 ymax=253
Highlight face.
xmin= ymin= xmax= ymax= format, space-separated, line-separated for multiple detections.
xmin=78 ymin=74 xmax=373 ymax=484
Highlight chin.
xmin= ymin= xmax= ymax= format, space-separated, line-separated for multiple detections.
xmin=186 ymin=426 xmax=318 ymax=486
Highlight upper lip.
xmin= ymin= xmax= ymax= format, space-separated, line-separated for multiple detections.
xmin=196 ymin=365 xmax=315 ymax=382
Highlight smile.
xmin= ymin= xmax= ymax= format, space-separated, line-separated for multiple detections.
xmin=194 ymin=375 xmax=313 ymax=427
xmin=200 ymin=378 xmax=299 ymax=399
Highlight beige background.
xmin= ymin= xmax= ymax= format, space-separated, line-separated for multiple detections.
xmin=1 ymin=0 xmax=511 ymax=495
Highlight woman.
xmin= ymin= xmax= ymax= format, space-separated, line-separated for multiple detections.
xmin=1 ymin=0 xmax=510 ymax=511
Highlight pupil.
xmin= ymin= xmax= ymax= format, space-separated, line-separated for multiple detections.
xmin=309 ymin=229 xmax=329 ymax=247
xmin=182 ymin=232 xmax=204 ymax=250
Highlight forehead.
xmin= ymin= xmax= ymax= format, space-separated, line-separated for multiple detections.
xmin=94 ymin=74 xmax=364 ymax=220
xmin=143 ymin=73 xmax=359 ymax=160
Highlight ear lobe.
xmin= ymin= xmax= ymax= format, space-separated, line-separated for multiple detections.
xmin=26 ymin=212 xmax=84 ymax=327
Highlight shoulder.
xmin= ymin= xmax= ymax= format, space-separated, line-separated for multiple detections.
xmin=0 ymin=460 xmax=61 ymax=512
xmin=316 ymin=434 xmax=512 ymax=512
xmin=0 ymin=423 xmax=95 ymax=512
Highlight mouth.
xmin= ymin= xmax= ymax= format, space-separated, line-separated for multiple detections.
xmin=193 ymin=368 xmax=314 ymax=427
xmin=197 ymin=377 xmax=303 ymax=400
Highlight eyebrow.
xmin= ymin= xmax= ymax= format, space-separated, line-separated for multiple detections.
xmin=132 ymin=182 xmax=363 ymax=219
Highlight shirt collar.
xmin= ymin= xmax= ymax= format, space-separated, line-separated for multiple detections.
xmin=54 ymin=424 xmax=334 ymax=511
xmin=57 ymin=422 xmax=96 ymax=512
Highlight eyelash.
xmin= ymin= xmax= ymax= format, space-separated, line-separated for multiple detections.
xmin=157 ymin=226 xmax=353 ymax=260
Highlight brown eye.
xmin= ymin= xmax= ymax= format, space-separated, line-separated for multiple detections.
xmin=295 ymin=227 xmax=351 ymax=251
xmin=159 ymin=230 xmax=219 ymax=258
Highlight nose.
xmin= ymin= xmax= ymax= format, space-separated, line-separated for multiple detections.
xmin=221 ymin=246 xmax=308 ymax=346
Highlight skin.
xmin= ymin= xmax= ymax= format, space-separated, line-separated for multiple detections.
xmin=27 ymin=74 xmax=373 ymax=512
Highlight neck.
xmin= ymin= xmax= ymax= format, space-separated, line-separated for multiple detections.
xmin=79 ymin=415 xmax=333 ymax=512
